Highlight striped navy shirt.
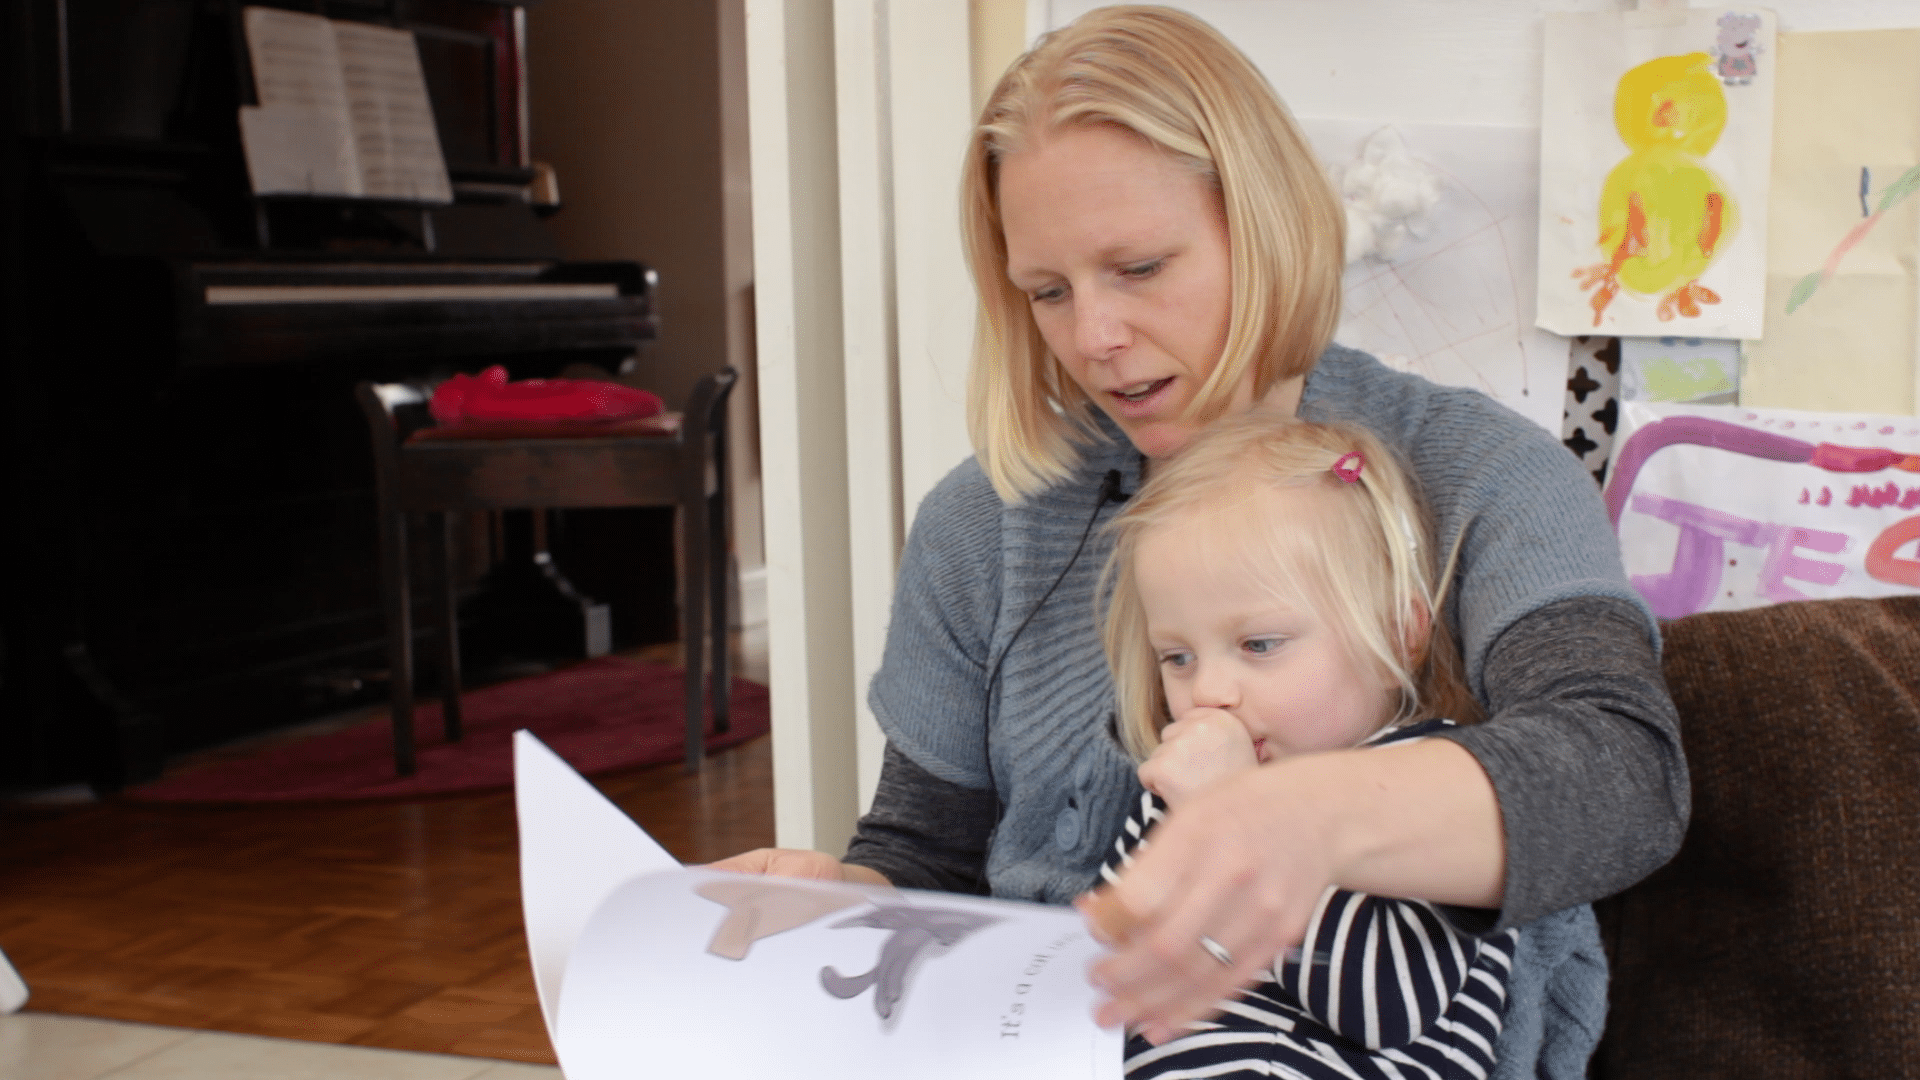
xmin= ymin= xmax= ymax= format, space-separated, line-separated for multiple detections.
xmin=1102 ymin=720 xmax=1517 ymax=1080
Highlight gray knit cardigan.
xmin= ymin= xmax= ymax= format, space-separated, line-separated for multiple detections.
xmin=861 ymin=345 xmax=1685 ymax=1080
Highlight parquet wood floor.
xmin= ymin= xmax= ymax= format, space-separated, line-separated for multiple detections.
xmin=0 ymin=649 xmax=773 ymax=1065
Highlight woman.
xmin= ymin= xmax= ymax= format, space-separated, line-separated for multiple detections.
xmin=717 ymin=6 xmax=1686 ymax=1072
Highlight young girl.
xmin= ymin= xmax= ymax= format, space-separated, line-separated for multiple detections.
xmin=1096 ymin=413 xmax=1515 ymax=1080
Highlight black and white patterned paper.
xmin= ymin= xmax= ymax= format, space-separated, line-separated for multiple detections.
xmin=1563 ymin=335 xmax=1621 ymax=485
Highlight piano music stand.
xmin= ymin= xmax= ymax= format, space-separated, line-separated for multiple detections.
xmin=356 ymin=368 xmax=737 ymax=776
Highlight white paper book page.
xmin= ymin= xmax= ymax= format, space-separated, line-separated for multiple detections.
xmin=0 ymin=946 xmax=27 ymax=1014
xmin=331 ymin=22 xmax=453 ymax=203
xmin=513 ymin=731 xmax=678 ymax=1041
xmin=245 ymin=6 xmax=349 ymax=111
xmin=238 ymin=104 xmax=360 ymax=197
xmin=240 ymin=6 xmax=360 ymax=196
xmin=558 ymin=869 xmax=1121 ymax=1080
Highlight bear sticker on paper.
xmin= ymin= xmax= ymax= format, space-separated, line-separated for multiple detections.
xmin=1711 ymin=12 xmax=1765 ymax=85
xmin=1539 ymin=9 xmax=1775 ymax=339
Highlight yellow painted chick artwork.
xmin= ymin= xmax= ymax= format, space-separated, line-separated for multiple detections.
xmin=1575 ymin=52 xmax=1740 ymax=327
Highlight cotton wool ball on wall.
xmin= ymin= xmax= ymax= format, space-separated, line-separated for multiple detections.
xmin=1338 ymin=126 xmax=1442 ymax=265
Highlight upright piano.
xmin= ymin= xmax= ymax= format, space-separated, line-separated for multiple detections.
xmin=0 ymin=0 xmax=665 ymax=789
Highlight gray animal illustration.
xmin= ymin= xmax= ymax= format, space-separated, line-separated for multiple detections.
xmin=818 ymin=904 xmax=1003 ymax=1026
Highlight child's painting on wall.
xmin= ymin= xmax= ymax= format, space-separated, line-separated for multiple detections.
xmin=1607 ymin=401 xmax=1920 ymax=619
xmin=1537 ymin=8 xmax=1776 ymax=340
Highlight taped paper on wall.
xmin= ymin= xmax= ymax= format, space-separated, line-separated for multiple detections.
xmin=1306 ymin=119 xmax=1568 ymax=434
xmin=1619 ymin=336 xmax=1739 ymax=404
xmin=1605 ymin=402 xmax=1920 ymax=619
xmin=1538 ymin=8 xmax=1775 ymax=339
xmin=1740 ymin=29 xmax=1920 ymax=416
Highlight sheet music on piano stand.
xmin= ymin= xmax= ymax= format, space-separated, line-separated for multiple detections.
xmin=239 ymin=6 xmax=453 ymax=204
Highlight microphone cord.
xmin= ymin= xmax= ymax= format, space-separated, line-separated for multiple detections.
xmin=972 ymin=468 xmax=1128 ymax=894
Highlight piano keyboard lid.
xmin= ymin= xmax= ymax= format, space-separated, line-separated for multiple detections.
xmin=191 ymin=260 xmax=637 ymax=305
xmin=206 ymin=282 xmax=622 ymax=305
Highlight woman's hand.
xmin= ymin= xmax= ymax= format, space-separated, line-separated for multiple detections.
xmin=705 ymin=848 xmax=893 ymax=887
xmin=1081 ymin=755 xmax=1334 ymax=1044
xmin=1079 ymin=739 xmax=1506 ymax=1044
xmin=1136 ymin=707 xmax=1258 ymax=807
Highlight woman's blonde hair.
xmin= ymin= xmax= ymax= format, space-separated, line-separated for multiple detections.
xmin=964 ymin=5 xmax=1346 ymax=502
xmin=1101 ymin=414 xmax=1479 ymax=761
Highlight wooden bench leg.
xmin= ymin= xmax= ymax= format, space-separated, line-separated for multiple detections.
xmin=432 ymin=511 xmax=464 ymax=744
xmin=680 ymin=478 xmax=710 ymax=773
xmin=708 ymin=488 xmax=731 ymax=734
xmin=379 ymin=506 xmax=417 ymax=776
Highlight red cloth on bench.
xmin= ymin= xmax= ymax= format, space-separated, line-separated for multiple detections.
xmin=428 ymin=365 xmax=664 ymax=426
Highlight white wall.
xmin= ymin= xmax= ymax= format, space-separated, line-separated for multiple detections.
xmin=531 ymin=0 xmax=762 ymax=590
xmin=1040 ymin=1 xmax=1920 ymax=126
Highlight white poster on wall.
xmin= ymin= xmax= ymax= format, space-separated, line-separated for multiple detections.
xmin=1306 ymin=120 xmax=1567 ymax=434
xmin=1605 ymin=402 xmax=1920 ymax=619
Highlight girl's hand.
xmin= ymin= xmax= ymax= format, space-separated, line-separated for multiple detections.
xmin=705 ymin=848 xmax=892 ymax=887
xmin=1136 ymin=707 xmax=1258 ymax=807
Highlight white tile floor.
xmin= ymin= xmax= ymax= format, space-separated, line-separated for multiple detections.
xmin=0 ymin=1014 xmax=563 ymax=1080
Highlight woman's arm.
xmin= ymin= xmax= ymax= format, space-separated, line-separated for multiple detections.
xmin=842 ymin=745 xmax=997 ymax=893
xmin=709 ymin=744 xmax=997 ymax=890
xmin=714 ymin=459 xmax=1009 ymax=887
xmin=706 ymin=846 xmax=892 ymax=886
xmin=1312 ymin=348 xmax=1691 ymax=898
xmin=1439 ymin=594 xmax=1687 ymax=926
xmin=1082 ymin=593 xmax=1681 ymax=1041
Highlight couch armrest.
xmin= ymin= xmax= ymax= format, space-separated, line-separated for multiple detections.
xmin=1593 ymin=597 xmax=1920 ymax=1079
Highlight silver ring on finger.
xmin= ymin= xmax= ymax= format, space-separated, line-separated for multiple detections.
xmin=1198 ymin=934 xmax=1234 ymax=968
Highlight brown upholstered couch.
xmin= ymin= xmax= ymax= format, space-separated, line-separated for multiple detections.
xmin=1590 ymin=597 xmax=1920 ymax=1079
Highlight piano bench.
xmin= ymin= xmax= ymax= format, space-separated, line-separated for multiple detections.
xmin=355 ymin=368 xmax=737 ymax=777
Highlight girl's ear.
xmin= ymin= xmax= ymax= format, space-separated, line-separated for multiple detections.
xmin=1402 ymin=600 xmax=1433 ymax=666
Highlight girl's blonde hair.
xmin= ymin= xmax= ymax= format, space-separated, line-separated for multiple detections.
xmin=1101 ymin=414 xmax=1479 ymax=761
xmin=964 ymin=5 xmax=1346 ymax=502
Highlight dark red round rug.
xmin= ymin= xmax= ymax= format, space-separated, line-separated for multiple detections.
xmin=124 ymin=657 xmax=769 ymax=803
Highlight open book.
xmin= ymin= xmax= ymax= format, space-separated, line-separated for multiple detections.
xmin=514 ymin=731 xmax=1121 ymax=1079
xmin=239 ymin=6 xmax=452 ymax=202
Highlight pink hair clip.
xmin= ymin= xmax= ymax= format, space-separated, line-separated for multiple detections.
xmin=1331 ymin=451 xmax=1365 ymax=484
